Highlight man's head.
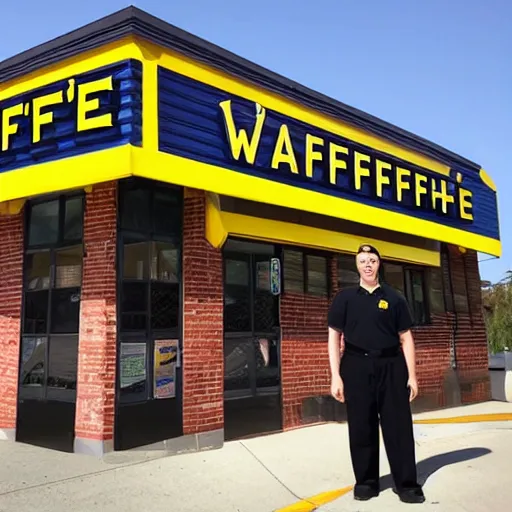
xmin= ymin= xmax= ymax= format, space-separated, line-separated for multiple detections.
xmin=356 ymin=244 xmax=381 ymax=286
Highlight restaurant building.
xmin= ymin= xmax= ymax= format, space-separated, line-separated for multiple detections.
xmin=0 ymin=7 xmax=501 ymax=455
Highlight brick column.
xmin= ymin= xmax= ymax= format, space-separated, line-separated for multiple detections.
xmin=454 ymin=249 xmax=491 ymax=403
xmin=182 ymin=189 xmax=224 ymax=441
xmin=74 ymin=182 xmax=117 ymax=455
xmin=0 ymin=212 xmax=23 ymax=441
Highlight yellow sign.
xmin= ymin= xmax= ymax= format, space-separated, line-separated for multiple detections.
xmin=220 ymin=100 xmax=474 ymax=221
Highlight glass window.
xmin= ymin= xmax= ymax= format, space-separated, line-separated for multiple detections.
xmin=406 ymin=269 xmax=428 ymax=325
xmin=28 ymin=200 xmax=59 ymax=246
xmin=150 ymin=242 xmax=179 ymax=282
xmin=121 ymin=282 xmax=148 ymax=331
xmin=428 ymin=267 xmax=445 ymax=315
xmin=23 ymin=290 xmax=49 ymax=334
xmin=19 ymin=337 xmax=47 ymax=387
xmin=255 ymin=260 xmax=270 ymax=292
xmin=55 ymin=246 xmax=82 ymax=288
xmin=225 ymin=259 xmax=249 ymax=286
xmin=306 ymin=254 xmax=328 ymax=296
xmin=384 ymin=263 xmax=405 ymax=295
xmin=151 ymin=282 xmax=179 ymax=330
xmin=47 ymin=335 xmax=78 ymax=390
xmin=25 ymin=251 xmax=51 ymax=290
xmin=255 ymin=337 xmax=280 ymax=390
xmin=283 ymin=250 xmax=304 ymax=293
xmin=51 ymin=288 xmax=81 ymax=333
xmin=64 ymin=197 xmax=83 ymax=241
xmin=337 ymin=254 xmax=359 ymax=290
xmin=224 ymin=286 xmax=251 ymax=332
xmin=22 ymin=194 xmax=84 ymax=401
xmin=153 ymin=189 xmax=181 ymax=235
xmin=117 ymin=180 xmax=183 ymax=401
xmin=224 ymin=338 xmax=252 ymax=394
xmin=123 ymin=241 xmax=149 ymax=280
xmin=120 ymin=187 xmax=150 ymax=232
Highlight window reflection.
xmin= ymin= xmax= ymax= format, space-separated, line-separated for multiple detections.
xmin=150 ymin=242 xmax=179 ymax=282
xmin=153 ymin=190 xmax=181 ymax=236
xmin=338 ymin=254 xmax=360 ymax=290
xmin=151 ymin=282 xmax=179 ymax=329
xmin=47 ymin=335 xmax=78 ymax=390
xmin=224 ymin=339 xmax=252 ymax=393
xmin=25 ymin=251 xmax=51 ymax=290
xmin=226 ymin=259 xmax=249 ymax=286
xmin=124 ymin=242 xmax=149 ymax=280
xmin=55 ymin=245 xmax=82 ymax=288
xmin=51 ymin=289 xmax=81 ymax=334
xmin=20 ymin=337 xmax=46 ymax=387
xmin=24 ymin=290 xmax=48 ymax=334
xmin=28 ymin=200 xmax=59 ymax=246
xmin=64 ymin=197 xmax=83 ymax=241
xmin=255 ymin=337 xmax=279 ymax=389
xmin=224 ymin=337 xmax=280 ymax=396
xmin=384 ymin=263 xmax=405 ymax=294
xmin=306 ymin=254 xmax=328 ymax=296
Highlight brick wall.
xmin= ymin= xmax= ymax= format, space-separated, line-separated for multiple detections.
xmin=182 ymin=189 xmax=224 ymax=434
xmin=0 ymin=213 xmax=23 ymax=432
xmin=75 ymin=182 xmax=117 ymax=442
xmin=280 ymin=255 xmax=338 ymax=428
xmin=280 ymin=246 xmax=489 ymax=429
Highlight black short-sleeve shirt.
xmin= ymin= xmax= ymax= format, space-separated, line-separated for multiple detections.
xmin=327 ymin=283 xmax=413 ymax=350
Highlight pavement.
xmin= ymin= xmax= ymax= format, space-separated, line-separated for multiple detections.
xmin=0 ymin=401 xmax=511 ymax=512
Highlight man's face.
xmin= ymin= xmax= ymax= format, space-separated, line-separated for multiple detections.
xmin=356 ymin=251 xmax=380 ymax=282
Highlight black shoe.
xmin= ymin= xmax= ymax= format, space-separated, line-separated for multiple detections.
xmin=354 ymin=486 xmax=379 ymax=501
xmin=393 ymin=487 xmax=426 ymax=504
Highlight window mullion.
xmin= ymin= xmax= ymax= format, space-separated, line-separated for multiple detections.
xmin=45 ymin=249 xmax=56 ymax=398
xmin=147 ymin=238 xmax=152 ymax=401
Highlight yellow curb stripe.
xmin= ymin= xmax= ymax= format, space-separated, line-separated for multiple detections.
xmin=414 ymin=413 xmax=512 ymax=424
xmin=275 ymin=413 xmax=511 ymax=512
xmin=275 ymin=486 xmax=353 ymax=512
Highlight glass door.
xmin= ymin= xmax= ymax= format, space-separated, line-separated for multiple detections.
xmin=222 ymin=239 xmax=281 ymax=440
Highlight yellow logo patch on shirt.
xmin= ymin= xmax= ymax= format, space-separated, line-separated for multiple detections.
xmin=378 ymin=299 xmax=389 ymax=310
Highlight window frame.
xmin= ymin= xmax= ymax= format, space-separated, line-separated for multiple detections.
xmin=282 ymin=246 xmax=330 ymax=298
xmin=403 ymin=267 xmax=430 ymax=326
xmin=116 ymin=178 xmax=184 ymax=405
xmin=19 ymin=193 xmax=85 ymax=403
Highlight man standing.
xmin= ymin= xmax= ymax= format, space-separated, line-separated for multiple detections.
xmin=327 ymin=244 xmax=425 ymax=504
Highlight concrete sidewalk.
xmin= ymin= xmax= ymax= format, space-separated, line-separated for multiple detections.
xmin=0 ymin=401 xmax=511 ymax=512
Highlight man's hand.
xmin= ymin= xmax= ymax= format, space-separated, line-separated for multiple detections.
xmin=331 ymin=375 xmax=345 ymax=403
xmin=407 ymin=377 xmax=418 ymax=402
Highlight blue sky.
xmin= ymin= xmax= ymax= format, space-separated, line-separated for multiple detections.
xmin=1 ymin=0 xmax=510 ymax=283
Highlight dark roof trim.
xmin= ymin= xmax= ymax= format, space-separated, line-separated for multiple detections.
xmin=0 ymin=5 xmax=480 ymax=171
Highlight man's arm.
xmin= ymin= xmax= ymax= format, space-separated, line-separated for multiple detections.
xmin=396 ymin=293 xmax=418 ymax=401
xmin=327 ymin=291 xmax=346 ymax=402
xmin=328 ymin=327 xmax=344 ymax=378
xmin=400 ymin=329 xmax=416 ymax=378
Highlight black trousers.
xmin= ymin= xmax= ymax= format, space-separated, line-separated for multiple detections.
xmin=340 ymin=346 xmax=420 ymax=493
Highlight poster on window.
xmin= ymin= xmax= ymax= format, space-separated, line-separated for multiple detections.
xmin=120 ymin=343 xmax=146 ymax=389
xmin=154 ymin=339 xmax=178 ymax=399
xmin=270 ymin=257 xmax=281 ymax=295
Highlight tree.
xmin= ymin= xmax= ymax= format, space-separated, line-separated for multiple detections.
xmin=482 ymin=271 xmax=512 ymax=354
